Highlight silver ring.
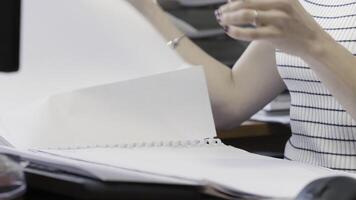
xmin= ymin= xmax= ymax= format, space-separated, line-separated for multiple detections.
xmin=252 ymin=10 xmax=259 ymax=27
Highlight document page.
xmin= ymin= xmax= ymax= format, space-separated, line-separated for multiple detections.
xmin=39 ymin=143 xmax=355 ymax=199
xmin=0 ymin=67 xmax=216 ymax=149
xmin=0 ymin=0 xmax=184 ymax=113
xmin=0 ymin=146 xmax=197 ymax=186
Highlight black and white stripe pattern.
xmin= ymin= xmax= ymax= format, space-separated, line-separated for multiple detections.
xmin=279 ymin=0 xmax=356 ymax=172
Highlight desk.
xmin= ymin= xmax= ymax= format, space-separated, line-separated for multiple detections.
xmin=218 ymin=121 xmax=291 ymax=158
xmin=218 ymin=121 xmax=290 ymax=139
xmin=23 ymin=175 xmax=222 ymax=200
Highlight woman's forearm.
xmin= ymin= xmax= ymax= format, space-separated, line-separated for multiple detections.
xmin=131 ymin=1 xmax=231 ymax=70
xmin=128 ymin=1 xmax=286 ymax=129
xmin=129 ymin=1 xmax=224 ymax=66
xmin=128 ymin=1 xmax=238 ymax=117
xmin=302 ymin=35 xmax=356 ymax=120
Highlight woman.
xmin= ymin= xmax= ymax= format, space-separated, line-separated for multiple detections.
xmin=128 ymin=0 xmax=356 ymax=172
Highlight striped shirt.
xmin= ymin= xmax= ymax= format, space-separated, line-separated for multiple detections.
xmin=278 ymin=0 xmax=356 ymax=172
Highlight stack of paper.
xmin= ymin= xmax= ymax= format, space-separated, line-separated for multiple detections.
xmin=0 ymin=1 xmax=354 ymax=199
xmin=251 ymin=92 xmax=291 ymax=124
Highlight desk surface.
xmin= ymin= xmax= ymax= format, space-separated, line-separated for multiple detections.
xmin=217 ymin=121 xmax=291 ymax=139
xmin=218 ymin=121 xmax=291 ymax=158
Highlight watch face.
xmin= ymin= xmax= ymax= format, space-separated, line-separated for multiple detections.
xmin=0 ymin=0 xmax=21 ymax=72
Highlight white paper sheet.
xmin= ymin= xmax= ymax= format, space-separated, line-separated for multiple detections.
xmin=0 ymin=146 xmax=198 ymax=186
xmin=0 ymin=1 xmax=349 ymax=199
xmin=39 ymin=144 xmax=356 ymax=199
xmin=0 ymin=67 xmax=216 ymax=149
xmin=0 ymin=0 xmax=183 ymax=113
xmin=251 ymin=110 xmax=291 ymax=124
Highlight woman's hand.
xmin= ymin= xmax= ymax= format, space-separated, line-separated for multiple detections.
xmin=216 ymin=0 xmax=332 ymax=58
xmin=217 ymin=0 xmax=356 ymax=120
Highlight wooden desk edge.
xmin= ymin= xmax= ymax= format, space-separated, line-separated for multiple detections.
xmin=217 ymin=121 xmax=291 ymax=140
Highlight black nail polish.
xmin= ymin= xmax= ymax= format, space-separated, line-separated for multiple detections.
xmin=214 ymin=10 xmax=218 ymax=17
xmin=217 ymin=10 xmax=222 ymax=17
xmin=223 ymin=26 xmax=229 ymax=32
xmin=215 ymin=10 xmax=222 ymax=23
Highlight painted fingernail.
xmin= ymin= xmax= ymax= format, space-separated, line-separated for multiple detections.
xmin=223 ymin=26 xmax=229 ymax=33
xmin=216 ymin=10 xmax=221 ymax=17
xmin=217 ymin=9 xmax=222 ymax=17
xmin=214 ymin=10 xmax=219 ymax=18
xmin=215 ymin=10 xmax=222 ymax=23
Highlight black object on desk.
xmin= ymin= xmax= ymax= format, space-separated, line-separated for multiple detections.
xmin=0 ymin=0 xmax=21 ymax=72
xmin=296 ymin=176 xmax=356 ymax=200
xmin=23 ymin=162 xmax=221 ymax=200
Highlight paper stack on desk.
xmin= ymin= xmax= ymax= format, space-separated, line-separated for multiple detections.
xmin=0 ymin=67 xmax=352 ymax=199
xmin=0 ymin=72 xmax=353 ymax=200
xmin=0 ymin=0 xmax=355 ymax=199
xmin=251 ymin=92 xmax=291 ymax=124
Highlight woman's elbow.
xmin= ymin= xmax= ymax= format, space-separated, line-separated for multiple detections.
xmin=212 ymin=103 xmax=244 ymax=131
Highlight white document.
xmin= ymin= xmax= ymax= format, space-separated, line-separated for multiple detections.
xmin=0 ymin=0 xmax=184 ymax=113
xmin=251 ymin=110 xmax=291 ymax=124
xmin=0 ymin=1 xmax=354 ymax=199
xmin=32 ymin=142 xmax=354 ymax=199
xmin=1 ymin=61 xmax=348 ymax=199
xmin=0 ymin=67 xmax=216 ymax=149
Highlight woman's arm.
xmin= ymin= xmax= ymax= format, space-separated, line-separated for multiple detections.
xmin=303 ymin=36 xmax=356 ymax=121
xmin=218 ymin=0 xmax=356 ymax=120
xmin=128 ymin=0 xmax=286 ymax=129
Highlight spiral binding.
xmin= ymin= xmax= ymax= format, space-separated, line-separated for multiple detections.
xmin=45 ymin=138 xmax=223 ymax=151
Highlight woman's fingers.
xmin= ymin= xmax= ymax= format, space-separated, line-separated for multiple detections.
xmin=215 ymin=0 xmax=294 ymax=41
xmin=219 ymin=9 xmax=289 ymax=27
xmin=219 ymin=0 xmax=294 ymax=14
xmin=225 ymin=25 xmax=281 ymax=41
xmin=219 ymin=1 xmax=244 ymax=13
xmin=219 ymin=9 xmax=258 ymax=26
